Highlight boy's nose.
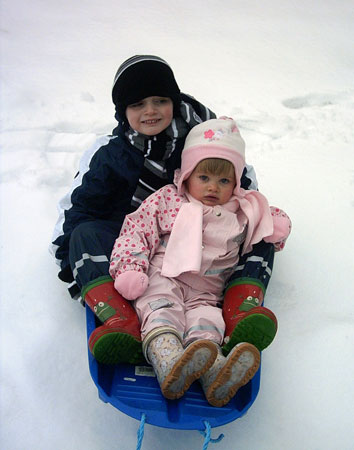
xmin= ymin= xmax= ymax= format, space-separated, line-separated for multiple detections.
xmin=144 ymin=101 xmax=156 ymax=114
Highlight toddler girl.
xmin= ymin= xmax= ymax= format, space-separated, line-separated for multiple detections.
xmin=109 ymin=117 xmax=291 ymax=406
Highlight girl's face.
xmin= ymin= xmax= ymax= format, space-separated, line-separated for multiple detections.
xmin=125 ymin=96 xmax=173 ymax=135
xmin=186 ymin=164 xmax=236 ymax=206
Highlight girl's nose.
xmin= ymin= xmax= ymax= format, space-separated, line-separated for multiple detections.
xmin=208 ymin=181 xmax=218 ymax=191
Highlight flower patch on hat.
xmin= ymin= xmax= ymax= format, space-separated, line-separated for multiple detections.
xmin=203 ymin=128 xmax=227 ymax=141
xmin=203 ymin=124 xmax=239 ymax=142
xmin=204 ymin=129 xmax=215 ymax=140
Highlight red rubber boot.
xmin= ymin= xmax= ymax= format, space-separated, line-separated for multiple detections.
xmin=83 ymin=279 xmax=143 ymax=364
xmin=222 ymin=278 xmax=277 ymax=355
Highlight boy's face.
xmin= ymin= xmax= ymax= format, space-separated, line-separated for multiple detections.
xmin=186 ymin=165 xmax=236 ymax=206
xmin=125 ymin=96 xmax=173 ymax=135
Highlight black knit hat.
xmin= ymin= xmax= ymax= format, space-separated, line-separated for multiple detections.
xmin=112 ymin=55 xmax=181 ymax=120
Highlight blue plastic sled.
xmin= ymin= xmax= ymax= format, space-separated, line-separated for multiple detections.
xmin=86 ymin=306 xmax=261 ymax=432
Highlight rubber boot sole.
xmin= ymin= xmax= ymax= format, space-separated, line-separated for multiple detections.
xmin=90 ymin=330 xmax=143 ymax=365
xmin=161 ymin=340 xmax=217 ymax=400
xmin=223 ymin=313 xmax=277 ymax=355
xmin=205 ymin=342 xmax=260 ymax=407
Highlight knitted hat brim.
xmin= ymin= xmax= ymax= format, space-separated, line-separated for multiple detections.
xmin=177 ymin=145 xmax=245 ymax=196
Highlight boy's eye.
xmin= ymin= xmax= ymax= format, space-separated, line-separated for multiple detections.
xmin=153 ymin=98 xmax=170 ymax=105
xmin=129 ymin=102 xmax=143 ymax=108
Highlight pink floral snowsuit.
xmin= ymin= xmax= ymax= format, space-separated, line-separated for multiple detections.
xmin=109 ymin=185 xmax=289 ymax=346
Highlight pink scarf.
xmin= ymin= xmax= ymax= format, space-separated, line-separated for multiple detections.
xmin=161 ymin=189 xmax=273 ymax=278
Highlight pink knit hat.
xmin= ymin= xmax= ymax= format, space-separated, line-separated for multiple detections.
xmin=176 ymin=117 xmax=246 ymax=195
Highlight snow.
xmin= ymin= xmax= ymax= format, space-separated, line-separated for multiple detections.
xmin=1 ymin=1 xmax=354 ymax=449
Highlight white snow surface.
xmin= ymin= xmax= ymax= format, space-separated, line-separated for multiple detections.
xmin=1 ymin=1 xmax=354 ymax=449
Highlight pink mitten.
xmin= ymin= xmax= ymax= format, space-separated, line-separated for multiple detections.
xmin=264 ymin=207 xmax=292 ymax=250
xmin=114 ymin=271 xmax=149 ymax=300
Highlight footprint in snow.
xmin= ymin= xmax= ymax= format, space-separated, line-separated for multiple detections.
xmin=282 ymin=92 xmax=346 ymax=109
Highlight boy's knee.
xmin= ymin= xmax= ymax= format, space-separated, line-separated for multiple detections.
xmin=69 ymin=221 xmax=109 ymax=255
xmin=69 ymin=220 xmax=119 ymax=261
xmin=70 ymin=221 xmax=98 ymax=243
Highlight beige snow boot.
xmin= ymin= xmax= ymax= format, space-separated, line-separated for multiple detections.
xmin=200 ymin=342 xmax=260 ymax=407
xmin=143 ymin=327 xmax=217 ymax=400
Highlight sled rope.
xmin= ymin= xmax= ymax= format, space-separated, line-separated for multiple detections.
xmin=136 ymin=413 xmax=146 ymax=450
xmin=135 ymin=414 xmax=224 ymax=450
xmin=199 ymin=421 xmax=224 ymax=449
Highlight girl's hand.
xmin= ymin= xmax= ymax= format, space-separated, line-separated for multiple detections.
xmin=114 ymin=271 xmax=149 ymax=300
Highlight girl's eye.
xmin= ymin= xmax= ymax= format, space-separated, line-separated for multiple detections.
xmin=199 ymin=175 xmax=209 ymax=182
xmin=220 ymin=178 xmax=230 ymax=184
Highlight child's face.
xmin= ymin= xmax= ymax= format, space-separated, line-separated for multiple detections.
xmin=125 ymin=96 xmax=173 ymax=135
xmin=186 ymin=165 xmax=236 ymax=206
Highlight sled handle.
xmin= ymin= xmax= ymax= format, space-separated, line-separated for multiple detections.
xmin=136 ymin=413 xmax=146 ymax=450
xmin=136 ymin=413 xmax=224 ymax=450
xmin=199 ymin=421 xmax=224 ymax=449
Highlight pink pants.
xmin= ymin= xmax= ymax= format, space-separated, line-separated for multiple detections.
xmin=133 ymin=254 xmax=225 ymax=346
